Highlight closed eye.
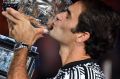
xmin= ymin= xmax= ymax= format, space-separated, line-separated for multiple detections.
xmin=60 ymin=8 xmax=71 ymax=19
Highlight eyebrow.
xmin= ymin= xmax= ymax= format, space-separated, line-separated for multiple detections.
xmin=66 ymin=8 xmax=71 ymax=17
xmin=66 ymin=8 xmax=72 ymax=18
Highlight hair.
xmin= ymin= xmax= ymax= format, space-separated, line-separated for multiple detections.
xmin=72 ymin=0 xmax=120 ymax=63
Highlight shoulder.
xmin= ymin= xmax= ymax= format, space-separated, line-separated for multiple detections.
xmin=50 ymin=59 xmax=105 ymax=79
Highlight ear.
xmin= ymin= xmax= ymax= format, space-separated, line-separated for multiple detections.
xmin=76 ymin=32 xmax=90 ymax=43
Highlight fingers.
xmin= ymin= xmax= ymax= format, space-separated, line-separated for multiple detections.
xmin=35 ymin=27 xmax=44 ymax=34
xmin=2 ymin=8 xmax=26 ymax=24
xmin=35 ymin=27 xmax=49 ymax=35
xmin=2 ymin=7 xmax=46 ymax=45
xmin=2 ymin=7 xmax=42 ymax=28
xmin=7 ymin=19 xmax=15 ymax=37
xmin=6 ymin=8 xmax=25 ymax=21
xmin=18 ymin=7 xmax=25 ymax=13
xmin=7 ymin=19 xmax=12 ymax=35
xmin=34 ymin=28 xmax=45 ymax=40
xmin=7 ymin=19 xmax=14 ymax=28
xmin=29 ymin=16 xmax=42 ymax=27
xmin=2 ymin=11 xmax=18 ymax=24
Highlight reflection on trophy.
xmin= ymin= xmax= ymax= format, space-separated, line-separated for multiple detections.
xmin=1 ymin=0 xmax=72 ymax=79
xmin=0 ymin=35 xmax=38 ymax=79
xmin=19 ymin=0 xmax=72 ymax=28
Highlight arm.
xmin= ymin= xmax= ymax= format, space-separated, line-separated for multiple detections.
xmin=2 ymin=8 xmax=44 ymax=79
xmin=8 ymin=48 xmax=29 ymax=79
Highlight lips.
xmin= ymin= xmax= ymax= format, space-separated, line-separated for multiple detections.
xmin=47 ymin=16 xmax=56 ymax=31
xmin=48 ymin=24 xmax=53 ymax=30
xmin=47 ymin=21 xmax=54 ymax=31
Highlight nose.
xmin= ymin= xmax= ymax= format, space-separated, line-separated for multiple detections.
xmin=47 ymin=12 xmax=65 ymax=29
xmin=54 ymin=12 xmax=66 ymax=21
xmin=55 ymin=16 xmax=60 ymax=21
xmin=54 ymin=15 xmax=61 ymax=21
xmin=47 ymin=14 xmax=61 ymax=27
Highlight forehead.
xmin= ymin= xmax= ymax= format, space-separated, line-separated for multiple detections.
xmin=69 ymin=1 xmax=84 ymax=19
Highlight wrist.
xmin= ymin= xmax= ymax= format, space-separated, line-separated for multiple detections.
xmin=14 ymin=42 xmax=31 ymax=52
xmin=14 ymin=41 xmax=38 ymax=56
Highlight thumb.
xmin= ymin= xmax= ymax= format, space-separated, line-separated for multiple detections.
xmin=35 ymin=27 xmax=49 ymax=34
xmin=35 ymin=27 xmax=44 ymax=34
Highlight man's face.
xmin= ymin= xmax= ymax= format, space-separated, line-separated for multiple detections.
xmin=49 ymin=2 xmax=84 ymax=44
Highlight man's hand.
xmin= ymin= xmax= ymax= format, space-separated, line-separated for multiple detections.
xmin=2 ymin=8 xmax=44 ymax=46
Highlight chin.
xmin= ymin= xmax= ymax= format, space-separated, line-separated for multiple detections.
xmin=49 ymin=31 xmax=58 ymax=41
xmin=49 ymin=31 xmax=55 ymax=38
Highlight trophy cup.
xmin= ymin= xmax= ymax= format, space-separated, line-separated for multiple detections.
xmin=1 ymin=0 xmax=72 ymax=79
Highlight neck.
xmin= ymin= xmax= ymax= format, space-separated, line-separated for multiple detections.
xmin=59 ymin=43 xmax=91 ymax=66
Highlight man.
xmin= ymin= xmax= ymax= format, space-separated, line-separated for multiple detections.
xmin=2 ymin=0 xmax=120 ymax=79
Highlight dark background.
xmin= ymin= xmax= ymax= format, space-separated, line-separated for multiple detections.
xmin=0 ymin=0 xmax=120 ymax=79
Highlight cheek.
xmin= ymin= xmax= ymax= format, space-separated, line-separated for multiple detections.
xmin=54 ymin=22 xmax=67 ymax=32
xmin=61 ymin=23 xmax=73 ymax=33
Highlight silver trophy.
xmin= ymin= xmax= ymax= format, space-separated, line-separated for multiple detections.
xmin=0 ymin=34 xmax=37 ymax=79
xmin=18 ymin=0 xmax=72 ymax=30
xmin=1 ymin=0 xmax=72 ymax=78
xmin=2 ymin=0 xmax=72 ymax=31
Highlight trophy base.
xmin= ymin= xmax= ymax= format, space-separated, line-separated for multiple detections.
xmin=0 ymin=35 xmax=37 ymax=79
